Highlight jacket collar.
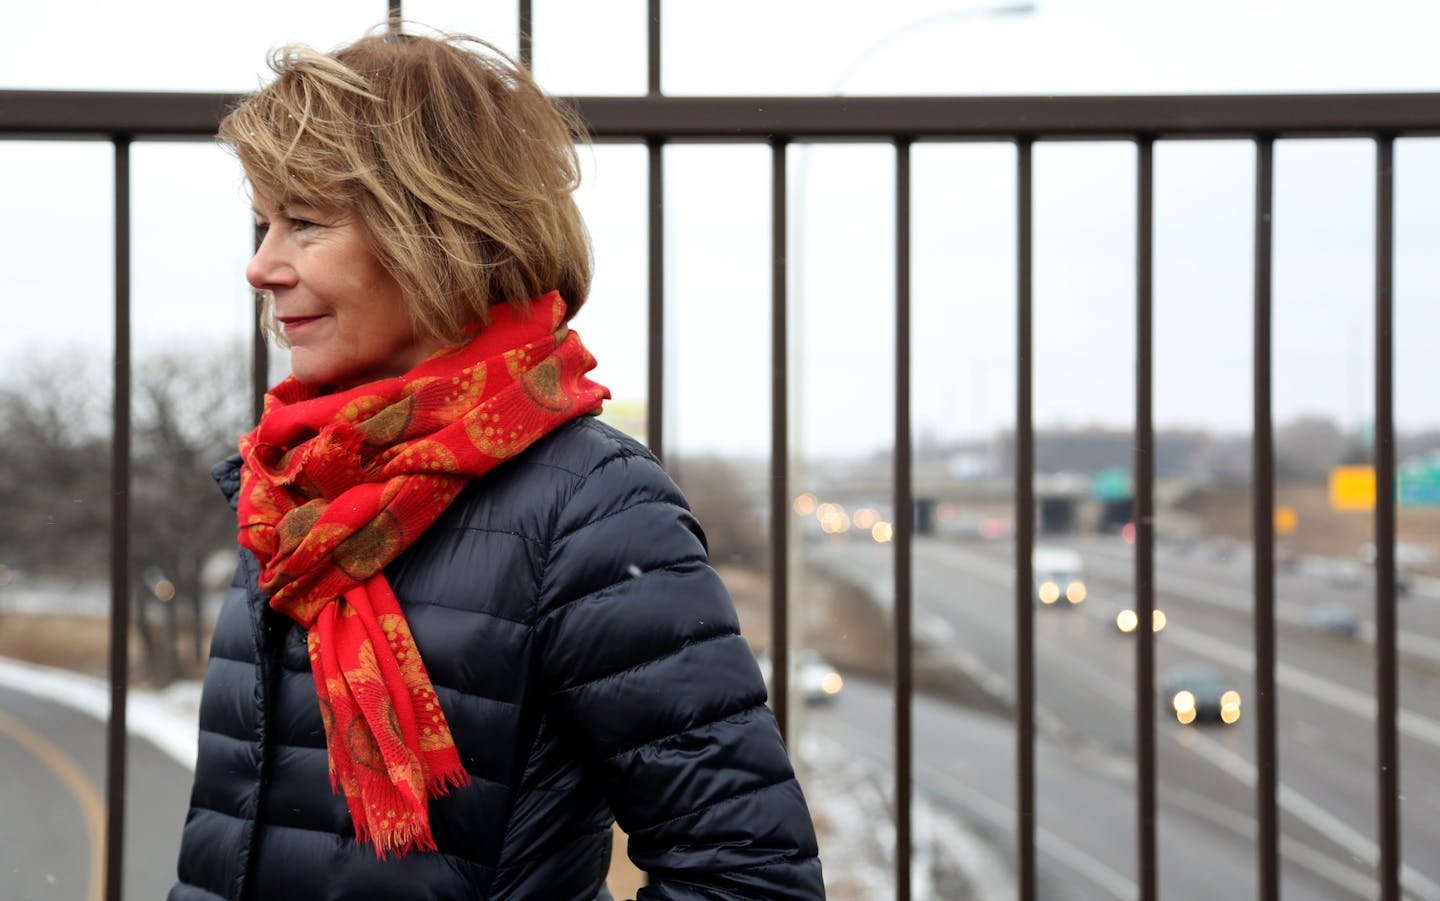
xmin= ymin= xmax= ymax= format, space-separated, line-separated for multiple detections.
xmin=212 ymin=453 xmax=243 ymax=512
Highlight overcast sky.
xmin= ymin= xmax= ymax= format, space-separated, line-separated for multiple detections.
xmin=2 ymin=0 xmax=1438 ymax=457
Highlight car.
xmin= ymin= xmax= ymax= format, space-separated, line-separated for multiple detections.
xmin=755 ymin=649 xmax=844 ymax=704
xmin=1310 ymin=557 xmax=1365 ymax=588
xmin=1160 ymin=663 xmax=1242 ymax=726
xmin=1110 ymin=595 xmax=1166 ymax=635
xmin=1359 ymin=542 xmax=1418 ymax=595
xmin=1033 ymin=546 xmax=1086 ymax=607
xmin=1305 ymin=603 xmax=1359 ymax=640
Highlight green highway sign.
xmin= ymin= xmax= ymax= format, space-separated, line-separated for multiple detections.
xmin=1400 ymin=453 xmax=1440 ymax=507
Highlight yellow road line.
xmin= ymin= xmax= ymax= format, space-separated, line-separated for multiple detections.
xmin=0 ymin=707 xmax=104 ymax=901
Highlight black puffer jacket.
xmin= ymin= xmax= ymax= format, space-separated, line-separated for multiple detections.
xmin=170 ymin=416 xmax=824 ymax=900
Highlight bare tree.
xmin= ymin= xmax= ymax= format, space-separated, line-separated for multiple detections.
xmin=129 ymin=346 xmax=250 ymax=682
xmin=0 ymin=345 xmax=250 ymax=684
xmin=1276 ymin=415 xmax=1348 ymax=477
xmin=667 ymin=456 xmax=767 ymax=567
xmin=0 ymin=356 xmax=111 ymax=576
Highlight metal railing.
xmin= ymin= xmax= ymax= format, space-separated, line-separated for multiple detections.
xmin=1 ymin=1 xmax=1435 ymax=898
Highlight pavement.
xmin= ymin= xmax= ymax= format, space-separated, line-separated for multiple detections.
xmin=0 ymin=653 xmax=983 ymax=900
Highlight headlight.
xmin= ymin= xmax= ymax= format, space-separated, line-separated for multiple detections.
xmin=1120 ymin=608 xmax=1165 ymax=633
xmin=1038 ymin=581 xmax=1060 ymax=604
xmin=1173 ymin=691 xmax=1198 ymax=724
xmin=1066 ymin=581 xmax=1087 ymax=604
xmin=820 ymin=672 xmax=843 ymax=695
xmin=1220 ymin=690 xmax=1241 ymax=724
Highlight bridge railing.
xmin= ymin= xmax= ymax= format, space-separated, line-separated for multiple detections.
xmin=1 ymin=3 xmax=1435 ymax=899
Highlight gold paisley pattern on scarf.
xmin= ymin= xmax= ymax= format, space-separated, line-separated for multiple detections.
xmin=346 ymin=702 xmax=387 ymax=774
xmin=334 ymin=510 xmax=406 ymax=582
xmin=235 ymin=293 xmax=607 ymax=857
xmin=386 ymin=439 xmax=463 ymax=475
xmin=463 ymin=408 xmax=545 ymax=459
xmin=379 ymin=613 xmax=456 ymax=752
xmin=521 ymin=356 xmax=574 ymax=412
xmin=355 ymin=394 xmax=417 ymax=445
xmin=274 ymin=499 xmax=327 ymax=555
xmin=339 ymin=394 xmax=390 ymax=424
xmin=442 ymin=363 xmax=488 ymax=408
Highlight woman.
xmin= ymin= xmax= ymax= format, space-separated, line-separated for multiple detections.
xmin=170 ymin=25 xmax=825 ymax=901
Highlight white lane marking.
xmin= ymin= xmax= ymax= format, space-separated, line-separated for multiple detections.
xmin=834 ymin=714 xmax=1138 ymax=900
xmin=1170 ymin=722 xmax=1440 ymax=900
xmin=901 ymin=542 xmax=1440 ymax=897
xmin=1168 ymin=624 xmax=1440 ymax=751
xmin=919 ymin=541 xmax=1440 ymax=751
xmin=1164 ymin=784 xmax=1377 ymax=899
xmin=1077 ymin=543 xmax=1440 ymax=665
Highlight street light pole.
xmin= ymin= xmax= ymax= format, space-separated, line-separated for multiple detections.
xmin=826 ymin=2 xmax=1038 ymax=96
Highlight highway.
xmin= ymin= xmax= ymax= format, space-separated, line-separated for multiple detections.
xmin=806 ymin=533 xmax=1440 ymax=900
xmin=5 ymin=532 xmax=1437 ymax=899
xmin=0 ymin=683 xmax=191 ymax=901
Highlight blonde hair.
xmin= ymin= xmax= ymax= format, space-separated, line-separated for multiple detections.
xmin=219 ymin=25 xmax=592 ymax=343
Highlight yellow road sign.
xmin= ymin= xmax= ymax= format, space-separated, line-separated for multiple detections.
xmin=1329 ymin=465 xmax=1376 ymax=512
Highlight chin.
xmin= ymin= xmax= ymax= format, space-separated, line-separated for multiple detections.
xmin=289 ymin=354 xmax=356 ymax=390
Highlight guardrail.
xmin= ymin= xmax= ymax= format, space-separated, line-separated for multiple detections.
xmin=1 ymin=1 xmax=1434 ymax=898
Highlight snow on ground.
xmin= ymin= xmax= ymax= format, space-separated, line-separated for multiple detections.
xmin=798 ymin=731 xmax=1014 ymax=900
xmin=0 ymin=653 xmax=1011 ymax=898
xmin=0 ymin=655 xmax=201 ymax=770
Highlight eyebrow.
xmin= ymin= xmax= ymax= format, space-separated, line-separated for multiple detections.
xmin=251 ymin=200 xmax=297 ymax=218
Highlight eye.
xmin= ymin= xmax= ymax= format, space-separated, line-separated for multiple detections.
xmin=289 ymin=217 xmax=318 ymax=231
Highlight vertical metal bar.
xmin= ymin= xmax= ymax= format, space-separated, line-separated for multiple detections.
xmin=769 ymin=138 xmax=791 ymax=743
xmin=251 ymin=224 xmax=268 ymax=425
xmin=646 ymin=138 xmax=665 ymax=463
xmin=1253 ymin=135 xmax=1279 ymax=901
xmin=1134 ymin=136 xmax=1158 ymax=901
xmin=647 ymin=0 xmax=661 ymax=96
xmin=1374 ymin=133 xmax=1400 ymax=901
xmin=771 ymin=140 xmax=794 ymax=742
xmin=251 ymin=301 xmax=268 ymax=424
xmin=518 ymin=0 xmax=533 ymax=71
xmin=893 ymin=137 xmax=914 ymax=901
xmin=1014 ymin=137 xmax=1037 ymax=901
xmin=105 ymin=134 xmax=132 ymax=901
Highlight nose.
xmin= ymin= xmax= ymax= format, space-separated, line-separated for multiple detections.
xmin=245 ymin=227 xmax=296 ymax=291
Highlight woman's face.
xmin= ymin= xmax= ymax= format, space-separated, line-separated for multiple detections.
xmin=247 ymin=194 xmax=444 ymax=390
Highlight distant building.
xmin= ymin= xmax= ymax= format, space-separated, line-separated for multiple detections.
xmin=988 ymin=428 xmax=1212 ymax=480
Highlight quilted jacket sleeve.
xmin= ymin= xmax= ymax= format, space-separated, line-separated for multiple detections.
xmin=536 ymin=443 xmax=825 ymax=899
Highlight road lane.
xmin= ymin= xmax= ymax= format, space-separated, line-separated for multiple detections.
xmin=1072 ymin=536 xmax=1440 ymax=898
xmin=804 ymin=534 xmax=1420 ymax=898
xmin=808 ymin=676 xmax=1355 ymax=899
xmin=0 ymin=683 xmax=193 ymax=900
xmin=0 ymin=697 xmax=101 ymax=901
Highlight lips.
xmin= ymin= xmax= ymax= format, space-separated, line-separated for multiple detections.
xmin=277 ymin=314 xmax=325 ymax=331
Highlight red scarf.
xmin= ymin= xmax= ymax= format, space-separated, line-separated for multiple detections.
xmin=237 ymin=293 xmax=608 ymax=857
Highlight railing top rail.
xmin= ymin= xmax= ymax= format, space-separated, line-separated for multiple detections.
xmin=4 ymin=90 xmax=1440 ymax=140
